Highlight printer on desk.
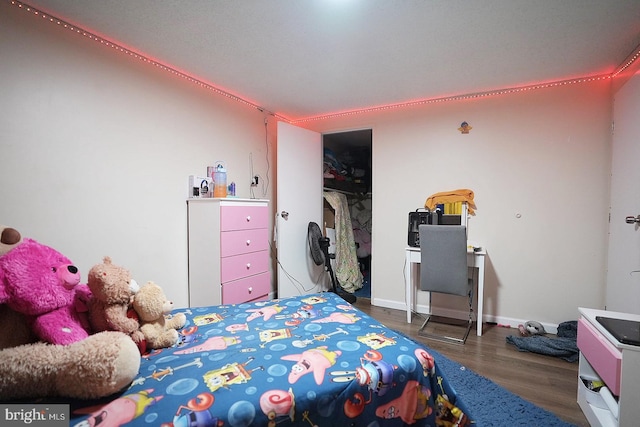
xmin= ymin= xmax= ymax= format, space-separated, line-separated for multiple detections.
xmin=407 ymin=207 xmax=464 ymax=247
xmin=408 ymin=208 xmax=438 ymax=247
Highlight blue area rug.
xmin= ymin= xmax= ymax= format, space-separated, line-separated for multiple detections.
xmin=396 ymin=331 xmax=577 ymax=426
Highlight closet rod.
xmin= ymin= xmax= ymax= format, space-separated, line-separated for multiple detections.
xmin=323 ymin=187 xmax=371 ymax=197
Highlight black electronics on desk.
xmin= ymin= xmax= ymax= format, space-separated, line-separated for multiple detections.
xmin=408 ymin=209 xmax=434 ymax=247
xmin=407 ymin=208 xmax=462 ymax=247
xmin=596 ymin=316 xmax=640 ymax=346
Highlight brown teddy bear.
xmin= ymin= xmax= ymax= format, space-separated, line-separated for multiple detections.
xmin=87 ymin=256 xmax=145 ymax=345
xmin=0 ymin=225 xmax=22 ymax=254
xmin=1 ymin=331 xmax=140 ymax=400
xmin=133 ymin=281 xmax=186 ymax=349
xmin=0 ymin=225 xmax=140 ymax=400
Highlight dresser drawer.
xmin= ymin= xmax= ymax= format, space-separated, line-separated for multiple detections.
xmin=220 ymin=205 xmax=268 ymax=231
xmin=220 ymin=228 xmax=269 ymax=257
xmin=220 ymin=250 xmax=269 ymax=283
xmin=577 ymin=318 xmax=622 ymax=395
xmin=221 ymin=272 xmax=270 ymax=304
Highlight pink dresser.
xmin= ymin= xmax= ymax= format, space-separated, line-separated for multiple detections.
xmin=577 ymin=307 xmax=640 ymax=427
xmin=187 ymin=198 xmax=271 ymax=307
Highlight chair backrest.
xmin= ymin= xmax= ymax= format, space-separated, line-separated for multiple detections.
xmin=419 ymin=224 xmax=470 ymax=295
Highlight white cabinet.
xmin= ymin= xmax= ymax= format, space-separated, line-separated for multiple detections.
xmin=577 ymin=308 xmax=640 ymax=426
xmin=187 ymin=198 xmax=270 ymax=307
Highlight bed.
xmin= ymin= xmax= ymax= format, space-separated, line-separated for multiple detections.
xmin=69 ymin=292 xmax=470 ymax=426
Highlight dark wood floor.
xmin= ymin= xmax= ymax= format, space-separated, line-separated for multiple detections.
xmin=353 ymin=298 xmax=589 ymax=426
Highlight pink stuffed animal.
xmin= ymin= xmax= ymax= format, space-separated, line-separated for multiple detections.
xmin=0 ymin=238 xmax=90 ymax=345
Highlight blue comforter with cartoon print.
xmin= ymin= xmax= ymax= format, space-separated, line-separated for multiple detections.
xmin=69 ymin=292 xmax=470 ymax=427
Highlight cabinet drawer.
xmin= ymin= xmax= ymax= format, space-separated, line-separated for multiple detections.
xmin=220 ymin=228 xmax=269 ymax=257
xmin=220 ymin=250 xmax=269 ymax=283
xmin=577 ymin=318 xmax=622 ymax=395
xmin=220 ymin=205 xmax=268 ymax=231
xmin=221 ymin=272 xmax=270 ymax=304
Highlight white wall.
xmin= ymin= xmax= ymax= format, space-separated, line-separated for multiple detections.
xmin=0 ymin=3 xmax=274 ymax=308
xmin=0 ymin=2 xmax=618 ymax=328
xmin=303 ymin=80 xmax=613 ymax=327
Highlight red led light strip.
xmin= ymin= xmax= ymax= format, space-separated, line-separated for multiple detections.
xmin=612 ymin=47 xmax=640 ymax=77
xmin=293 ymin=75 xmax=614 ymax=123
xmin=9 ymin=0 xmax=640 ymax=124
xmin=8 ymin=0 xmax=286 ymax=120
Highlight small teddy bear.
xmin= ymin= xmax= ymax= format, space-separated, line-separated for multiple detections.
xmin=87 ymin=256 xmax=143 ymax=343
xmin=133 ymin=281 xmax=186 ymax=350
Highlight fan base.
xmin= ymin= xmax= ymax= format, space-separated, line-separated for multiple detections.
xmin=337 ymin=291 xmax=357 ymax=304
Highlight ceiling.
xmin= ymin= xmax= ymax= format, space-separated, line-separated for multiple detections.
xmin=16 ymin=0 xmax=640 ymax=122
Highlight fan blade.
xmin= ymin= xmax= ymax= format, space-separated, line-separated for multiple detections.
xmin=307 ymin=222 xmax=325 ymax=266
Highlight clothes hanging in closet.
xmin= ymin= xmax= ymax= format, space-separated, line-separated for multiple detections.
xmin=323 ymin=191 xmax=363 ymax=293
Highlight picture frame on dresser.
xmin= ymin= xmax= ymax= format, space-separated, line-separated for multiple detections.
xmin=187 ymin=198 xmax=271 ymax=307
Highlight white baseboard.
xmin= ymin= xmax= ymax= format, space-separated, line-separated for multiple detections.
xmin=370 ymin=297 xmax=560 ymax=334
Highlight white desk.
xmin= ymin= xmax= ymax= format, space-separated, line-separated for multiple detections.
xmin=405 ymin=244 xmax=486 ymax=336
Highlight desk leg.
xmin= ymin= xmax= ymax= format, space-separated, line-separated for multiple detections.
xmin=405 ymin=250 xmax=412 ymax=323
xmin=476 ymin=259 xmax=485 ymax=336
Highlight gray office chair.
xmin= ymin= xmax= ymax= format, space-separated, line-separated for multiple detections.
xmin=417 ymin=224 xmax=474 ymax=344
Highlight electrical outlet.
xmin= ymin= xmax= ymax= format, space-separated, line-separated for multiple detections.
xmin=251 ymin=176 xmax=259 ymax=187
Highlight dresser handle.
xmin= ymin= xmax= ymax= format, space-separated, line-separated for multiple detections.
xmin=246 ymin=240 xmax=251 ymax=246
xmin=246 ymin=263 xmax=251 ymax=269
xmin=246 ymin=215 xmax=251 ymax=222
xmin=248 ymin=286 xmax=253 ymax=294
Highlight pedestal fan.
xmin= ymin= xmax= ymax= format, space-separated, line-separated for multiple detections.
xmin=307 ymin=221 xmax=356 ymax=304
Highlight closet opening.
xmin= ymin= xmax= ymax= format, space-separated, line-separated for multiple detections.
xmin=322 ymin=129 xmax=372 ymax=299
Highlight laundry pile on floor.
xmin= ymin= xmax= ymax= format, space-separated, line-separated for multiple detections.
xmin=506 ymin=321 xmax=579 ymax=362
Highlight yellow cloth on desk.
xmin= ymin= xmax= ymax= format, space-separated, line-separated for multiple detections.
xmin=425 ymin=189 xmax=476 ymax=215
